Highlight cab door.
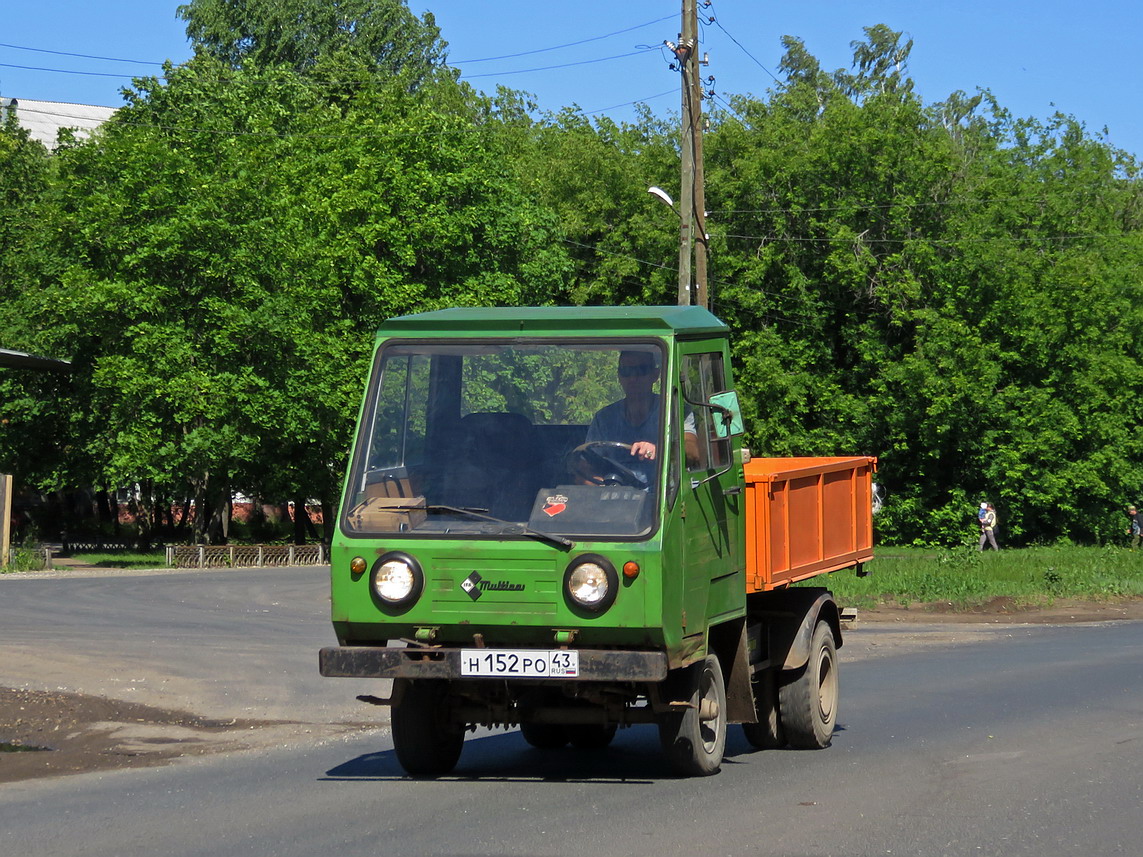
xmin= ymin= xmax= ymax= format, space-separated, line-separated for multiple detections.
xmin=676 ymin=344 xmax=746 ymax=637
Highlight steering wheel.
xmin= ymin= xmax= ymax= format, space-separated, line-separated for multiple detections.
xmin=567 ymin=441 xmax=645 ymax=488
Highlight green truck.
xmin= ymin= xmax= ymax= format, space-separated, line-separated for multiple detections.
xmin=319 ymin=306 xmax=875 ymax=776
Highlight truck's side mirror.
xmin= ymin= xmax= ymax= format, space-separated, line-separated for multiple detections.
xmin=708 ymin=391 xmax=744 ymax=438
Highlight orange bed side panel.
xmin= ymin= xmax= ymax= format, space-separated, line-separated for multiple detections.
xmin=742 ymin=456 xmax=876 ymax=593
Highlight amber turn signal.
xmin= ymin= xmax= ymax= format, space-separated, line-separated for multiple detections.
xmin=350 ymin=556 xmax=368 ymax=576
xmin=622 ymin=561 xmax=640 ymax=579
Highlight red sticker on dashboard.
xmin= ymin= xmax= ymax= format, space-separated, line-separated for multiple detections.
xmin=543 ymin=495 xmax=568 ymax=517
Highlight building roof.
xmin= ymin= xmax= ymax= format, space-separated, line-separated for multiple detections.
xmin=1 ymin=98 xmax=116 ymax=148
xmin=0 ymin=348 xmax=71 ymax=372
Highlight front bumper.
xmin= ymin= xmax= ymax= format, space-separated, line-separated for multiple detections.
xmin=319 ymin=646 xmax=668 ymax=682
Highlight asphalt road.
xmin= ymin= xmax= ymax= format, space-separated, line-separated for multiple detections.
xmin=1 ymin=568 xmax=1140 ymax=856
xmin=0 ymin=565 xmax=377 ymax=726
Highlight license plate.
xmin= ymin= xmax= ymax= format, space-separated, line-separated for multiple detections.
xmin=459 ymin=649 xmax=579 ymax=678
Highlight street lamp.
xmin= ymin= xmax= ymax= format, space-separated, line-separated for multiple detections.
xmin=647 ymin=186 xmax=678 ymax=213
xmin=648 ymin=186 xmax=692 ymax=304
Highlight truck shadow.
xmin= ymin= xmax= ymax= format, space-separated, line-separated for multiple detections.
xmin=319 ymin=723 xmax=836 ymax=784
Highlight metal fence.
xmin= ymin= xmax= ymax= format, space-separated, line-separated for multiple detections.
xmin=165 ymin=543 xmax=328 ymax=569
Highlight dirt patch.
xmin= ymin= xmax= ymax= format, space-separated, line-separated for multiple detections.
xmin=0 ymin=687 xmax=303 ymax=784
xmin=854 ymin=596 xmax=1143 ymax=624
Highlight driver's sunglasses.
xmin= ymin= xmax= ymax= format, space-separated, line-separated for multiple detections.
xmin=618 ymin=364 xmax=657 ymax=378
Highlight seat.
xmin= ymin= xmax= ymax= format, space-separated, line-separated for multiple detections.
xmin=442 ymin=412 xmax=542 ymax=520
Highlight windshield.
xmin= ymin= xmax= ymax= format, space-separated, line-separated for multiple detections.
xmin=342 ymin=340 xmax=666 ymax=539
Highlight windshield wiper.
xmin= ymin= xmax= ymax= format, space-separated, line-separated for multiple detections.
xmin=383 ymin=504 xmax=574 ymax=550
xmin=426 ymin=505 xmax=574 ymax=550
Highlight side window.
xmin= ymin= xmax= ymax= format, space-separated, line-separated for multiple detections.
xmin=666 ymin=395 xmax=680 ymax=508
xmin=680 ymin=352 xmax=730 ymax=473
xmin=366 ymin=353 xmax=430 ymax=473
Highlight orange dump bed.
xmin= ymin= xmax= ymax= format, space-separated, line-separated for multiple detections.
xmin=742 ymin=456 xmax=876 ymax=593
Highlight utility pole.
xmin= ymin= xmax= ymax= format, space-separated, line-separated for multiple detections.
xmin=673 ymin=0 xmax=709 ymax=308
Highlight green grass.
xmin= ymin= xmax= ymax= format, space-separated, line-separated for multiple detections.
xmin=9 ymin=545 xmax=1143 ymax=614
xmin=68 ymin=551 xmax=168 ymax=569
xmin=821 ymin=545 xmax=1143 ymax=610
xmin=0 ymin=546 xmax=49 ymax=573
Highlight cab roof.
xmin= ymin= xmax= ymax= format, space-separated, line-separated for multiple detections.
xmin=377 ymin=305 xmax=728 ymax=338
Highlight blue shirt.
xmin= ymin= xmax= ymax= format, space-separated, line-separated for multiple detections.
xmin=586 ymin=394 xmax=695 ymax=486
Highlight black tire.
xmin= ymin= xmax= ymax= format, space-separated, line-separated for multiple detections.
xmin=519 ymin=720 xmax=568 ymax=749
xmin=658 ymin=654 xmax=727 ymax=776
xmin=566 ymin=723 xmax=618 ymax=750
xmin=741 ymin=668 xmax=784 ymax=749
xmin=778 ymin=620 xmax=839 ymax=749
xmin=390 ymin=679 xmax=465 ymax=776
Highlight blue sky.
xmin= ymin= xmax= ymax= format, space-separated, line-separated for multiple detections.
xmin=2 ymin=1 xmax=1140 ymax=157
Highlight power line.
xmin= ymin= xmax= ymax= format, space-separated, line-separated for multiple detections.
xmin=0 ymin=41 xmax=165 ymax=66
xmin=461 ymin=47 xmax=660 ymax=79
xmin=561 ymin=237 xmax=821 ymax=326
xmin=2 ymin=45 xmax=662 ymax=86
xmin=451 ymin=14 xmax=675 ymax=64
xmin=561 ymin=237 xmax=821 ymax=315
xmin=0 ymin=61 xmax=141 ymax=80
xmin=705 ymin=1 xmax=782 ymax=87
xmin=562 ymin=238 xmax=675 ymax=274
xmin=13 ymin=92 xmax=681 ymax=138
xmin=722 ymin=231 xmax=1139 ymax=246
xmin=580 ymin=89 xmax=676 ymax=115
xmin=0 ymin=14 xmax=675 ymax=70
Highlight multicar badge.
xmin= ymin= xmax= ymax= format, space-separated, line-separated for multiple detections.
xmin=461 ymin=571 xmax=524 ymax=601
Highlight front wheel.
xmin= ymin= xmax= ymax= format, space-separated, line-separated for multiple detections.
xmin=778 ymin=620 xmax=839 ymax=749
xmin=390 ymin=679 xmax=466 ymax=776
xmin=658 ymin=655 xmax=727 ymax=776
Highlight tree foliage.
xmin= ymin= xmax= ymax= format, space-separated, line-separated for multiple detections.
xmin=2 ymin=18 xmax=1141 ymax=548
xmin=699 ymin=28 xmax=1143 ymax=545
xmin=5 ymin=44 xmax=565 ymax=541
xmin=177 ymin=0 xmax=448 ymax=86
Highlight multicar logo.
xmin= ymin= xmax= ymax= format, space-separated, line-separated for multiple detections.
xmin=460 ymin=571 xmax=525 ymax=601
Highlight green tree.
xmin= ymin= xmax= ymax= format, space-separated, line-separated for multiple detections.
xmin=20 ymin=55 xmax=566 ymax=542
xmin=499 ymin=100 xmax=682 ymax=306
xmin=703 ymin=27 xmax=1143 ymax=545
xmin=178 ymin=0 xmax=448 ymax=87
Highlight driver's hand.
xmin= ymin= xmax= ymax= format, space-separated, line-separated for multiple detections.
xmin=630 ymin=441 xmax=656 ymax=460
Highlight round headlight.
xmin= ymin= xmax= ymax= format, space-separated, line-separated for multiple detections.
xmin=374 ymin=559 xmax=415 ymax=601
xmin=564 ymin=555 xmax=619 ymax=613
xmin=370 ymin=552 xmax=423 ymax=609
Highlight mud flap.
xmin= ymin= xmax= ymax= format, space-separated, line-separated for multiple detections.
xmin=710 ymin=618 xmax=756 ymax=723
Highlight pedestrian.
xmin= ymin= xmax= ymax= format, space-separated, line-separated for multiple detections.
xmin=978 ymin=502 xmax=999 ymax=551
xmin=1127 ymin=505 xmax=1141 ymax=550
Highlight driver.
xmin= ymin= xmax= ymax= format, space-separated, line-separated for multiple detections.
xmin=580 ymin=350 xmax=699 ymax=487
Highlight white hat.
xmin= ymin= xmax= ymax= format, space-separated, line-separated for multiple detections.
xmin=980 ymin=502 xmax=988 ymax=509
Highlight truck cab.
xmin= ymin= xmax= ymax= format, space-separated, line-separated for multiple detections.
xmin=320 ymin=306 xmax=873 ymax=776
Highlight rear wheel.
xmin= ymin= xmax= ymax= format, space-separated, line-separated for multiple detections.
xmin=658 ymin=655 xmax=727 ymax=776
xmin=778 ymin=620 xmax=838 ymax=749
xmin=390 ymin=679 xmax=465 ymax=776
